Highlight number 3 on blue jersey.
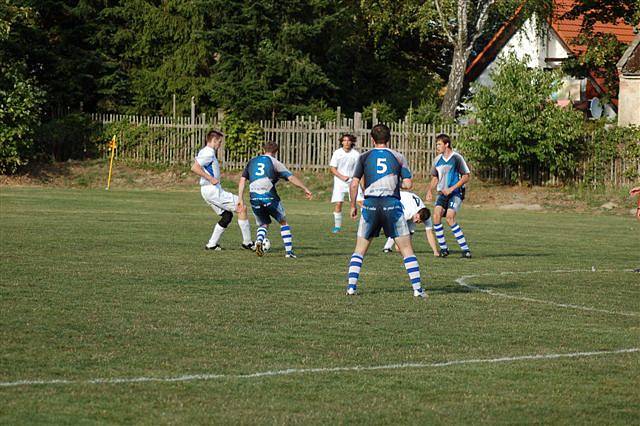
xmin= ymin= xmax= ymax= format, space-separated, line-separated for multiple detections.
xmin=256 ymin=162 xmax=265 ymax=176
xmin=376 ymin=158 xmax=387 ymax=174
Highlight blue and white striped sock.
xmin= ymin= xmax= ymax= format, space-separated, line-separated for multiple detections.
xmin=450 ymin=223 xmax=470 ymax=252
xmin=280 ymin=225 xmax=293 ymax=254
xmin=348 ymin=253 xmax=363 ymax=289
xmin=256 ymin=226 xmax=267 ymax=244
xmin=433 ymin=223 xmax=448 ymax=250
xmin=403 ymin=256 xmax=422 ymax=291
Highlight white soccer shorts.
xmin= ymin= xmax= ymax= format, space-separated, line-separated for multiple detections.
xmin=331 ymin=178 xmax=364 ymax=203
xmin=200 ymin=185 xmax=238 ymax=215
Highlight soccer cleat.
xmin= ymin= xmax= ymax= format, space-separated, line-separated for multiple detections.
xmin=461 ymin=250 xmax=472 ymax=259
xmin=439 ymin=248 xmax=449 ymax=258
xmin=242 ymin=242 xmax=255 ymax=251
xmin=346 ymin=284 xmax=357 ymax=295
xmin=285 ymin=252 xmax=297 ymax=259
xmin=255 ymin=241 xmax=264 ymax=257
xmin=205 ymin=244 xmax=222 ymax=251
xmin=383 ymin=248 xmax=393 ymax=253
xmin=413 ymin=288 xmax=427 ymax=298
xmin=332 ymin=226 xmax=341 ymax=233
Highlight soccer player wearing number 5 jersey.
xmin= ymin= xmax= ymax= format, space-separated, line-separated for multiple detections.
xmin=345 ymin=124 xmax=427 ymax=298
xmin=237 ymin=141 xmax=313 ymax=258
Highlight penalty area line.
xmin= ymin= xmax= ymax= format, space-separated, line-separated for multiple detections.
xmin=0 ymin=348 xmax=638 ymax=388
xmin=456 ymin=269 xmax=640 ymax=317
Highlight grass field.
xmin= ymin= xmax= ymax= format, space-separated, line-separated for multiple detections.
xmin=1 ymin=186 xmax=639 ymax=424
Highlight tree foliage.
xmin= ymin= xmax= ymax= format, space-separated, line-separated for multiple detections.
xmin=460 ymin=54 xmax=587 ymax=183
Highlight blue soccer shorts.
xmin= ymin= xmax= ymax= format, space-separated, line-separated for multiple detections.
xmin=435 ymin=194 xmax=463 ymax=213
xmin=357 ymin=196 xmax=409 ymax=240
xmin=250 ymin=199 xmax=287 ymax=226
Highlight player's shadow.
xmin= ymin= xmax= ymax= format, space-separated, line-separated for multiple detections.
xmin=365 ymin=286 xmax=473 ymax=295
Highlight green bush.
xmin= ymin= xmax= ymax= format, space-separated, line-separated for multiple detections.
xmin=0 ymin=62 xmax=45 ymax=174
xmin=221 ymin=114 xmax=264 ymax=158
xmin=459 ymin=53 xmax=587 ymax=183
xmin=583 ymin=123 xmax=640 ymax=184
xmin=37 ymin=113 xmax=101 ymax=161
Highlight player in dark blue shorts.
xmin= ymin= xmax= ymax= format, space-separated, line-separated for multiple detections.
xmin=238 ymin=141 xmax=312 ymax=258
xmin=345 ymin=124 xmax=426 ymax=298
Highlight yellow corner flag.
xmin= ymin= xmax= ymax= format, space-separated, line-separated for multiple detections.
xmin=106 ymin=135 xmax=117 ymax=190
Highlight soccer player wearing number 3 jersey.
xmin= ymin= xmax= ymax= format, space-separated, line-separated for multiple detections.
xmin=345 ymin=124 xmax=427 ymax=298
xmin=237 ymin=141 xmax=313 ymax=258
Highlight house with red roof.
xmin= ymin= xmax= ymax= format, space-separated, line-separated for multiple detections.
xmin=617 ymin=35 xmax=640 ymax=126
xmin=465 ymin=0 xmax=637 ymax=118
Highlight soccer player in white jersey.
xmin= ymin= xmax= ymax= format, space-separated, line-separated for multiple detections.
xmin=426 ymin=133 xmax=472 ymax=259
xmin=191 ymin=130 xmax=254 ymax=251
xmin=382 ymin=191 xmax=439 ymax=257
xmin=346 ymin=124 xmax=426 ymax=298
xmin=237 ymin=141 xmax=313 ymax=258
xmin=329 ymin=134 xmax=364 ymax=233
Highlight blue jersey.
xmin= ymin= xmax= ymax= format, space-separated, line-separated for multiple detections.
xmin=353 ymin=148 xmax=411 ymax=199
xmin=242 ymin=154 xmax=293 ymax=203
xmin=431 ymin=151 xmax=470 ymax=198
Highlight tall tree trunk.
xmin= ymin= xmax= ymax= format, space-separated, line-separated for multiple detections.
xmin=441 ymin=45 xmax=470 ymax=119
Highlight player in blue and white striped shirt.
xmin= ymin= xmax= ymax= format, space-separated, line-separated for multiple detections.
xmin=426 ymin=133 xmax=472 ymax=258
xmin=345 ymin=124 xmax=426 ymax=298
xmin=237 ymin=141 xmax=312 ymax=258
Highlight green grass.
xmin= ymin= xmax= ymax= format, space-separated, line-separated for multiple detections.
xmin=1 ymin=186 xmax=639 ymax=424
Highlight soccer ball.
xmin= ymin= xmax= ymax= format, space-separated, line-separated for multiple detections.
xmin=262 ymin=238 xmax=271 ymax=251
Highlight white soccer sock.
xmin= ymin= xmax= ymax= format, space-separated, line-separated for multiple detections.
xmin=207 ymin=224 xmax=226 ymax=247
xmin=450 ymin=223 xmax=470 ymax=251
xmin=433 ymin=223 xmax=448 ymax=250
xmin=280 ymin=225 xmax=293 ymax=253
xmin=238 ymin=219 xmax=252 ymax=245
xmin=333 ymin=212 xmax=342 ymax=228
xmin=403 ymin=255 xmax=422 ymax=291
xmin=383 ymin=237 xmax=394 ymax=250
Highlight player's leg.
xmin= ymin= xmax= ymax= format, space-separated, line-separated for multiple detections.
xmin=218 ymin=191 xmax=253 ymax=249
xmin=432 ymin=197 xmax=449 ymax=257
xmin=394 ymin=236 xmax=426 ymax=298
xmin=346 ymin=199 xmax=379 ymax=295
xmin=201 ymin=186 xmax=231 ymax=250
xmin=384 ymin=201 xmax=426 ymax=298
xmin=252 ymin=204 xmax=271 ymax=257
xmin=445 ymin=197 xmax=471 ymax=258
xmin=331 ymin=181 xmax=347 ymax=233
xmin=346 ymin=237 xmax=372 ymax=295
xmin=272 ymin=201 xmax=296 ymax=258
xmin=383 ymin=236 xmax=395 ymax=253
xmin=333 ymin=202 xmax=343 ymax=233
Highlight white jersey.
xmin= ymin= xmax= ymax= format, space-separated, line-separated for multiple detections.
xmin=329 ymin=148 xmax=360 ymax=179
xmin=195 ymin=146 xmax=221 ymax=188
xmin=400 ymin=191 xmax=425 ymax=221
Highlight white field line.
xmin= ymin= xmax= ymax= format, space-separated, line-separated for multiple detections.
xmin=455 ymin=269 xmax=640 ymax=317
xmin=1 ymin=348 xmax=637 ymax=388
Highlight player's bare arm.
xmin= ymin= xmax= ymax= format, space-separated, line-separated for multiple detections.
xmin=330 ymin=166 xmax=349 ymax=182
xmin=288 ymin=175 xmax=313 ymax=199
xmin=442 ymin=173 xmax=470 ymax=196
xmin=426 ymin=176 xmax=438 ymax=201
xmin=191 ymin=160 xmax=219 ymax=185
xmin=349 ymin=177 xmax=360 ymax=219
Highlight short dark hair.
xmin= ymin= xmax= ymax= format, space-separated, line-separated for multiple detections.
xmin=417 ymin=207 xmax=431 ymax=222
xmin=340 ymin=133 xmax=356 ymax=147
xmin=435 ymin=133 xmax=452 ymax=148
xmin=263 ymin=141 xmax=279 ymax=154
xmin=371 ymin=124 xmax=390 ymax=144
xmin=206 ymin=130 xmax=224 ymax=145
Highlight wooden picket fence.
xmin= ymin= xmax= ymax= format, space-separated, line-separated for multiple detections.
xmin=92 ymin=112 xmax=457 ymax=176
xmin=91 ymin=112 xmax=638 ymax=186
